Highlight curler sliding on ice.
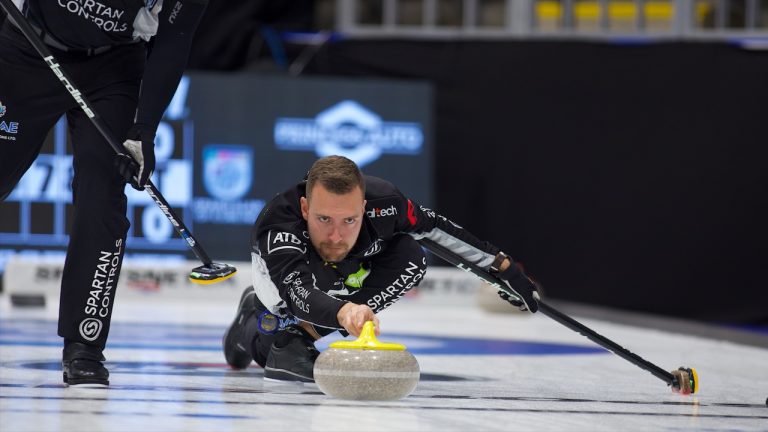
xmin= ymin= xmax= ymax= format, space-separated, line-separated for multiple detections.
xmin=221 ymin=154 xmax=697 ymax=395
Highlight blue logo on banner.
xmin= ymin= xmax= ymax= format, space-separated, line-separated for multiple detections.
xmin=0 ymin=100 xmax=19 ymax=136
xmin=202 ymin=145 xmax=253 ymax=201
xmin=273 ymin=100 xmax=424 ymax=167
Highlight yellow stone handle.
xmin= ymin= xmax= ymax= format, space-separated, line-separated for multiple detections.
xmin=329 ymin=321 xmax=407 ymax=351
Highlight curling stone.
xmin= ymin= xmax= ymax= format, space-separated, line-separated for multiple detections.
xmin=670 ymin=367 xmax=699 ymax=395
xmin=314 ymin=321 xmax=420 ymax=401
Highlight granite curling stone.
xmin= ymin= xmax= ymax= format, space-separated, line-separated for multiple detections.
xmin=314 ymin=321 xmax=420 ymax=401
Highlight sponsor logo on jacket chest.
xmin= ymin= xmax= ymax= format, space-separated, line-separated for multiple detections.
xmin=267 ymin=231 xmax=307 ymax=254
xmin=366 ymin=205 xmax=397 ymax=218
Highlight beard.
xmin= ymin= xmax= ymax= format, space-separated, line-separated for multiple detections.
xmin=317 ymin=242 xmax=351 ymax=262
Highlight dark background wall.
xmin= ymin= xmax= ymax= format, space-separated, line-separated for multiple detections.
xmin=301 ymin=40 xmax=768 ymax=324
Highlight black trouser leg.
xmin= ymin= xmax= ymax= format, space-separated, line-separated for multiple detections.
xmin=57 ymin=88 xmax=140 ymax=349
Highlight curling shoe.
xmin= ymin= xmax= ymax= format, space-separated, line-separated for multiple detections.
xmin=223 ymin=286 xmax=260 ymax=369
xmin=62 ymin=341 xmax=109 ymax=387
xmin=264 ymin=326 xmax=319 ymax=383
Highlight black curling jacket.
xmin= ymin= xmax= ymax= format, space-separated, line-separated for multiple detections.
xmin=250 ymin=175 xmax=503 ymax=330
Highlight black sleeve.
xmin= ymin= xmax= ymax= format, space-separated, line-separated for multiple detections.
xmin=392 ymin=190 xmax=502 ymax=271
xmin=251 ymin=223 xmax=348 ymax=330
xmin=133 ymin=0 xmax=207 ymax=134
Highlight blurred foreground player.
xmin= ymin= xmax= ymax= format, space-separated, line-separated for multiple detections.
xmin=223 ymin=155 xmax=540 ymax=383
xmin=0 ymin=0 xmax=207 ymax=386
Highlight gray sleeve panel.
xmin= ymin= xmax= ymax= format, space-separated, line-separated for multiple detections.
xmin=251 ymin=251 xmax=286 ymax=315
xmin=132 ymin=0 xmax=162 ymax=41
xmin=410 ymin=228 xmax=496 ymax=269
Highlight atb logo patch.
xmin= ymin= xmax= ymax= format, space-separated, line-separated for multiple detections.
xmin=79 ymin=318 xmax=103 ymax=342
xmin=267 ymin=231 xmax=307 ymax=254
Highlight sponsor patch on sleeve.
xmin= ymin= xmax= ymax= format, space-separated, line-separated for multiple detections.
xmin=267 ymin=230 xmax=307 ymax=254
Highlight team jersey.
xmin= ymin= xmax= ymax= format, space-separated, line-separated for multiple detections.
xmin=23 ymin=0 xmax=163 ymax=50
xmin=10 ymin=0 xmax=207 ymax=135
xmin=250 ymin=175 xmax=502 ymax=330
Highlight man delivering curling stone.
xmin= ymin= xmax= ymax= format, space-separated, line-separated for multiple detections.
xmin=223 ymin=155 xmax=540 ymax=383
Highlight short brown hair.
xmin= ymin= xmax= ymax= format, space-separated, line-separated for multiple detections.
xmin=306 ymin=156 xmax=365 ymax=200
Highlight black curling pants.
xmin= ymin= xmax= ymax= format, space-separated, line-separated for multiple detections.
xmin=250 ymin=234 xmax=428 ymax=367
xmin=0 ymin=22 xmax=146 ymax=350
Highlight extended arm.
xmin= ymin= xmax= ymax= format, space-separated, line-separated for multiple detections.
xmin=389 ymin=188 xmax=540 ymax=312
xmin=117 ymin=0 xmax=208 ymax=189
xmin=419 ymin=238 xmax=541 ymax=312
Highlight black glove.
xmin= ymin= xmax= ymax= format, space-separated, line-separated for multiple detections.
xmin=495 ymin=262 xmax=540 ymax=313
xmin=115 ymin=126 xmax=155 ymax=190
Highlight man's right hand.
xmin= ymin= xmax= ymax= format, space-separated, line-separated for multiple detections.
xmin=115 ymin=126 xmax=155 ymax=190
xmin=337 ymin=303 xmax=379 ymax=337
